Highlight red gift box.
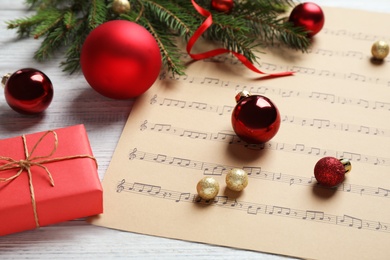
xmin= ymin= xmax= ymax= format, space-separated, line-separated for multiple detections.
xmin=0 ymin=124 xmax=103 ymax=236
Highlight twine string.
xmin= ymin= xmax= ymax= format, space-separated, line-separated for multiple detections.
xmin=0 ymin=130 xmax=97 ymax=228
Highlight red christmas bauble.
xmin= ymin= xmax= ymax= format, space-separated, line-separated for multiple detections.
xmin=314 ymin=157 xmax=346 ymax=187
xmin=288 ymin=2 xmax=324 ymax=37
xmin=3 ymin=68 xmax=53 ymax=114
xmin=211 ymin=0 xmax=234 ymax=13
xmin=231 ymin=92 xmax=280 ymax=144
xmin=80 ymin=20 xmax=162 ymax=99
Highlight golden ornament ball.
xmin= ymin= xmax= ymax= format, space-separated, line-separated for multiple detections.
xmin=112 ymin=0 xmax=131 ymax=14
xmin=196 ymin=177 xmax=220 ymax=200
xmin=371 ymin=40 xmax=389 ymax=60
xmin=226 ymin=168 xmax=248 ymax=191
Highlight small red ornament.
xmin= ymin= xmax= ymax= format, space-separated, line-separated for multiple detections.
xmin=2 ymin=68 xmax=53 ymax=114
xmin=211 ymin=0 xmax=234 ymax=13
xmin=288 ymin=2 xmax=324 ymax=37
xmin=231 ymin=91 xmax=281 ymax=144
xmin=314 ymin=157 xmax=352 ymax=187
xmin=81 ymin=20 xmax=162 ymax=99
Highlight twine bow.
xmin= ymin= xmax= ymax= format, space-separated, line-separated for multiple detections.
xmin=0 ymin=130 xmax=97 ymax=228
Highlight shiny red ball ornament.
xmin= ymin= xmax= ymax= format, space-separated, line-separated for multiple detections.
xmin=231 ymin=91 xmax=281 ymax=144
xmin=211 ymin=0 xmax=234 ymax=13
xmin=288 ymin=2 xmax=324 ymax=37
xmin=3 ymin=68 xmax=53 ymax=114
xmin=314 ymin=157 xmax=352 ymax=187
xmin=81 ymin=20 xmax=162 ymax=99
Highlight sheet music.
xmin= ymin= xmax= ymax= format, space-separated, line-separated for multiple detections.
xmin=91 ymin=7 xmax=390 ymax=260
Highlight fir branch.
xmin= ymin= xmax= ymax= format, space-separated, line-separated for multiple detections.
xmin=32 ymin=9 xmax=64 ymax=39
xmin=61 ymin=20 xmax=89 ymax=73
xmin=133 ymin=14 xmax=186 ymax=76
xmin=143 ymin=0 xmax=195 ymax=38
xmin=34 ymin=23 xmax=67 ymax=61
xmin=88 ymin=0 xmax=108 ymax=29
xmin=7 ymin=0 xmax=312 ymax=76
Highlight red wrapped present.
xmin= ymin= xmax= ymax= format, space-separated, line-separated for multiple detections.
xmin=0 ymin=124 xmax=103 ymax=236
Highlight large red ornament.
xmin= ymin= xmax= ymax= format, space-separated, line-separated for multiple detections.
xmin=231 ymin=91 xmax=280 ymax=144
xmin=80 ymin=20 xmax=162 ymax=99
xmin=314 ymin=157 xmax=351 ymax=187
xmin=3 ymin=68 xmax=53 ymax=114
xmin=288 ymin=2 xmax=324 ymax=37
xmin=211 ymin=0 xmax=234 ymax=13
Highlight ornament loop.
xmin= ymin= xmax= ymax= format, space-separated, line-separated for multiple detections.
xmin=1 ymin=73 xmax=11 ymax=87
xmin=235 ymin=90 xmax=251 ymax=102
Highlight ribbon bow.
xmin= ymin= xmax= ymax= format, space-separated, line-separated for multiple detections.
xmin=188 ymin=0 xmax=293 ymax=78
xmin=0 ymin=130 xmax=97 ymax=228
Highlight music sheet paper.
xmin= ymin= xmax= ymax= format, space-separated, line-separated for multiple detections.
xmin=91 ymin=7 xmax=390 ymax=260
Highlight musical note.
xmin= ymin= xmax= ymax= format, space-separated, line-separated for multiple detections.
xmin=247 ymin=205 xmax=262 ymax=215
xmin=117 ymin=180 xmax=390 ymax=235
xmin=140 ymin=120 xmax=148 ymax=131
xmin=375 ymin=187 xmax=389 ymax=197
xmin=302 ymin=210 xmax=325 ymax=221
xmin=188 ymin=101 xmax=207 ymax=110
xmin=154 ymin=154 xmax=167 ymax=163
xmin=150 ymin=94 xmax=157 ymax=104
xmin=267 ymin=206 xmax=291 ymax=216
xmin=169 ymin=157 xmax=191 ymax=167
xmin=338 ymin=215 xmax=363 ymax=229
xmin=180 ymin=130 xmax=208 ymax=139
xmin=200 ymin=77 xmax=220 ymax=85
xmin=175 ymin=192 xmax=191 ymax=202
xmin=218 ymin=105 xmax=234 ymax=115
xmin=129 ymin=148 xmax=137 ymax=160
xmin=242 ymin=166 xmax=262 ymax=176
xmin=116 ymin=179 xmax=125 ymax=193
xmin=160 ymin=98 xmax=186 ymax=108
xmin=151 ymin=123 xmax=171 ymax=132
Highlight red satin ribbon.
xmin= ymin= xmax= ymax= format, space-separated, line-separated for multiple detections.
xmin=187 ymin=0 xmax=293 ymax=77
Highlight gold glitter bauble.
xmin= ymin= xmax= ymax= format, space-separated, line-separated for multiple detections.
xmin=226 ymin=168 xmax=248 ymax=191
xmin=371 ymin=40 xmax=389 ymax=60
xmin=112 ymin=0 xmax=131 ymax=14
xmin=196 ymin=177 xmax=220 ymax=200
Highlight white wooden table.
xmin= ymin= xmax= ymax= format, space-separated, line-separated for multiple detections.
xmin=0 ymin=1 xmax=389 ymax=259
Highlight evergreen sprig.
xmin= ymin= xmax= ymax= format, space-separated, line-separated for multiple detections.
xmin=7 ymin=0 xmax=311 ymax=75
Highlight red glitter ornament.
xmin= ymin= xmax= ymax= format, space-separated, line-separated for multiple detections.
xmin=314 ymin=157 xmax=352 ymax=187
xmin=211 ymin=0 xmax=234 ymax=13
xmin=231 ymin=91 xmax=281 ymax=144
xmin=288 ymin=2 xmax=324 ymax=37
xmin=81 ymin=20 xmax=162 ymax=99
xmin=2 ymin=68 xmax=53 ymax=114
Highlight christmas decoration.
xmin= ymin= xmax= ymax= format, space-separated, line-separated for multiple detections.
xmin=288 ymin=2 xmax=324 ymax=37
xmin=314 ymin=157 xmax=352 ymax=187
xmin=231 ymin=91 xmax=281 ymax=144
xmin=112 ymin=0 xmax=131 ymax=14
xmin=80 ymin=20 xmax=162 ymax=99
xmin=7 ymin=1 xmax=311 ymax=76
xmin=371 ymin=40 xmax=389 ymax=60
xmin=196 ymin=177 xmax=220 ymax=200
xmin=2 ymin=68 xmax=53 ymax=114
xmin=188 ymin=0 xmax=293 ymax=78
xmin=211 ymin=0 xmax=234 ymax=13
xmin=226 ymin=168 xmax=248 ymax=191
xmin=0 ymin=125 xmax=102 ymax=236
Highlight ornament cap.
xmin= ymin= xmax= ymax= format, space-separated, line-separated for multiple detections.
xmin=235 ymin=90 xmax=251 ymax=103
xmin=1 ymin=73 xmax=11 ymax=88
xmin=340 ymin=158 xmax=352 ymax=174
